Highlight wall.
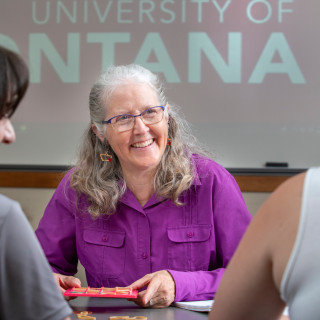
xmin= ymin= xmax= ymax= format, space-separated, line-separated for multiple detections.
xmin=1 ymin=1 xmax=319 ymax=169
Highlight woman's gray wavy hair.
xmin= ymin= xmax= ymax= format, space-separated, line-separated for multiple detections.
xmin=70 ymin=64 xmax=212 ymax=218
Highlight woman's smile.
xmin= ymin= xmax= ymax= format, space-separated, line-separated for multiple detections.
xmin=104 ymin=82 xmax=169 ymax=174
xmin=131 ymin=138 xmax=154 ymax=148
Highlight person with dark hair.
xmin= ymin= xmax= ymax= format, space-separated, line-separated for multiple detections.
xmin=36 ymin=64 xmax=252 ymax=308
xmin=0 ymin=46 xmax=72 ymax=320
xmin=0 ymin=46 xmax=28 ymax=143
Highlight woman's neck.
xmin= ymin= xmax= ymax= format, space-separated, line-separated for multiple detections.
xmin=122 ymin=168 xmax=156 ymax=207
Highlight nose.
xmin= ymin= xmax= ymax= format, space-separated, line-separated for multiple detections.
xmin=132 ymin=116 xmax=149 ymax=134
xmin=2 ymin=119 xmax=16 ymax=144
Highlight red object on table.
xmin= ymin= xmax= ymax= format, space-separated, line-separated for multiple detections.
xmin=64 ymin=286 xmax=138 ymax=299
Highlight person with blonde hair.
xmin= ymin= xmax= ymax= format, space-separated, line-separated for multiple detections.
xmin=36 ymin=64 xmax=251 ymax=308
xmin=0 ymin=46 xmax=72 ymax=320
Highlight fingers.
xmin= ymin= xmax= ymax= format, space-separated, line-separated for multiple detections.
xmin=129 ymin=271 xmax=176 ymax=308
xmin=53 ymin=273 xmax=81 ymax=300
xmin=128 ymin=290 xmax=147 ymax=307
xmin=62 ymin=275 xmax=81 ymax=289
xmin=147 ymin=294 xmax=171 ymax=308
xmin=142 ymin=275 xmax=162 ymax=305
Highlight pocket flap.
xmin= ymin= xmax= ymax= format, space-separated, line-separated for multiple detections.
xmin=167 ymin=225 xmax=211 ymax=243
xmin=84 ymin=229 xmax=125 ymax=247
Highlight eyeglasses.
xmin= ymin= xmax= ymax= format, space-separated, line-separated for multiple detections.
xmin=102 ymin=106 xmax=165 ymax=132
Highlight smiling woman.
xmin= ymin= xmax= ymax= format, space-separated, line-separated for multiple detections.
xmin=36 ymin=63 xmax=252 ymax=309
xmin=93 ymin=82 xmax=169 ymax=193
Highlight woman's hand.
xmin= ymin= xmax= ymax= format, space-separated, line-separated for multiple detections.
xmin=128 ymin=270 xmax=176 ymax=308
xmin=53 ymin=273 xmax=81 ymax=300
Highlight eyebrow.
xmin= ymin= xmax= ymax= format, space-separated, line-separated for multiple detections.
xmin=109 ymin=105 xmax=155 ymax=117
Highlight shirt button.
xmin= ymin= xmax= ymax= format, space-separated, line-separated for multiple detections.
xmin=187 ymin=231 xmax=194 ymax=238
xmin=141 ymin=252 xmax=148 ymax=259
xmin=102 ymin=235 xmax=108 ymax=242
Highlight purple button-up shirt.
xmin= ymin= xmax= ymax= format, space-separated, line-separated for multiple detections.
xmin=36 ymin=155 xmax=251 ymax=302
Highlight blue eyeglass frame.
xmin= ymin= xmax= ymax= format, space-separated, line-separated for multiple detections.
xmin=101 ymin=106 xmax=165 ymax=125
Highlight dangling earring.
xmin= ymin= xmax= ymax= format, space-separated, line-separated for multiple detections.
xmin=100 ymin=152 xmax=112 ymax=162
xmin=167 ymin=138 xmax=172 ymax=146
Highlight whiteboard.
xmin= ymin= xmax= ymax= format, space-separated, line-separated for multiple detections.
xmin=0 ymin=0 xmax=319 ymax=169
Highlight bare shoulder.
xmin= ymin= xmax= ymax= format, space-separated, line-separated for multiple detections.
xmin=266 ymin=172 xmax=305 ymax=210
xmin=247 ymin=172 xmax=304 ymax=234
xmin=257 ymin=172 xmax=306 ymax=289
xmin=208 ymin=173 xmax=306 ymax=320
xmin=254 ymin=172 xmax=305 ymax=229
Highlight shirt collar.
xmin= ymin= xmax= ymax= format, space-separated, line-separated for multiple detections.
xmin=120 ymin=174 xmax=201 ymax=212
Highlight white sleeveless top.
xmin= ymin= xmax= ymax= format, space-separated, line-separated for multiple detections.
xmin=280 ymin=167 xmax=320 ymax=320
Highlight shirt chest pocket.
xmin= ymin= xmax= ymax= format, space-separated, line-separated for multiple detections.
xmin=167 ymin=225 xmax=212 ymax=271
xmin=83 ymin=229 xmax=126 ymax=277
